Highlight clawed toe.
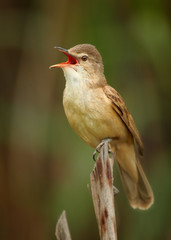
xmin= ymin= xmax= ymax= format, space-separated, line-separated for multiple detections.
xmin=93 ymin=138 xmax=113 ymax=161
xmin=93 ymin=148 xmax=100 ymax=161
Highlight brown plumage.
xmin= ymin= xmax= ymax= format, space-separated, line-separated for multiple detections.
xmin=50 ymin=44 xmax=154 ymax=209
xmin=103 ymin=85 xmax=144 ymax=155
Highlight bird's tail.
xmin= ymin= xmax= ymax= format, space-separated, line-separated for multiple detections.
xmin=118 ymin=157 xmax=154 ymax=210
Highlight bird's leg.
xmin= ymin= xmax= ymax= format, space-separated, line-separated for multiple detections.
xmin=93 ymin=138 xmax=113 ymax=161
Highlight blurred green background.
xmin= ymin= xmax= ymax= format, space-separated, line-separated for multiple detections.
xmin=0 ymin=0 xmax=171 ymax=239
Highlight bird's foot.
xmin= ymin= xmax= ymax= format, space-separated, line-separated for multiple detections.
xmin=93 ymin=138 xmax=113 ymax=161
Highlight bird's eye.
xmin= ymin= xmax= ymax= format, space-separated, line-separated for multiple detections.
xmin=81 ymin=55 xmax=88 ymax=61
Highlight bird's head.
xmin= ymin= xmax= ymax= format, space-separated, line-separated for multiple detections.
xmin=50 ymin=44 xmax=106 ymax=87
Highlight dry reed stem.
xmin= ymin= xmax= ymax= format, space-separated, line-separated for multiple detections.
xmin=90 ymin=142 xmax=117 ymax=240
xmin=55 ymin=210 xmax=72 ymax=240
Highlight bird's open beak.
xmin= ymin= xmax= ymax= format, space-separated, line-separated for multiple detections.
xmin=49 ymin=47 xmax=78 ymax=69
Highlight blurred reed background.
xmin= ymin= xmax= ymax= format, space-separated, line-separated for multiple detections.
xmin=0 ymin=0 xmax=171 ymax=239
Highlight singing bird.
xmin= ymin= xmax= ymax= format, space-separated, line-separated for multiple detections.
xmin=50 ymin=44 xmax=154 ymax=209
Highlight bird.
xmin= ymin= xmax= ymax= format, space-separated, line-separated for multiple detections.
xmin=49 ymin=44 xmax=154 ymax=210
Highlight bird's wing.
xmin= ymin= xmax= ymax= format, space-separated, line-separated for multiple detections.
xmin=103 ymin=85 xmax=144 ymax=155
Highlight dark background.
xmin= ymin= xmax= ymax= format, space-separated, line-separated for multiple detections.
xmin=0 ymin=0 xmax=171 ymax=239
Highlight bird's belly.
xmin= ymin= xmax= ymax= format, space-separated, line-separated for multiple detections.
xmin=63 ymin=90 xmax=129 ymax=148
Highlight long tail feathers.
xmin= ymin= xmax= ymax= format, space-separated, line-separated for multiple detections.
xmin=118 ymin=159 xmax=154 ymax=210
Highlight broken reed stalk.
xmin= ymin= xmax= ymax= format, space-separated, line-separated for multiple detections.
xmin=55 ymin=211 xmax=72 ymax=240
xmin=55 ymin=142 xmax=117 ymax=240
xmin=90 ymin=142 xmax=117 ymax=240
